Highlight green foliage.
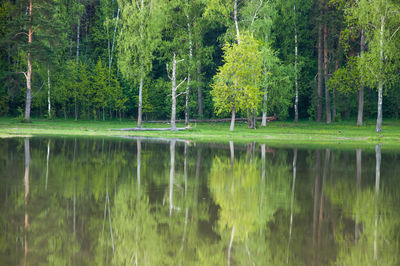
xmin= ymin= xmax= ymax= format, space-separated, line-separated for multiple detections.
xmin=211 ymin=33 xmax=262 ymax=116
xmin=260 ymin=44 xmax=294 ymax=119
xmin=328 ymin=57 xmax=360 ymax=95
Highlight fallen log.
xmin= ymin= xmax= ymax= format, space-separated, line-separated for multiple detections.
xmin=112 ymin=126 xmax=191 ymax=131
xmin=145 ymin=116 xmax=277 ymax=123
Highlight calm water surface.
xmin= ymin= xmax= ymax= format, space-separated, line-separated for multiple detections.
xmin=0 ymin=137 xmax=399 ymax=265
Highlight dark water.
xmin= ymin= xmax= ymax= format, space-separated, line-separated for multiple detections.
xmin=0 ymin=137 xmax=399 ymax=265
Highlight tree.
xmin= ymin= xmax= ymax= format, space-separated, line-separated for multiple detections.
xmin=118 ymin=0 xmax=163 ymax=128
xmin=349 ymin=0 xmax=400 ymax=132
xmin=260 ymin=44 xmax=293 ymax=125
xmin=211 ymin=33 xmax=262 ymax=131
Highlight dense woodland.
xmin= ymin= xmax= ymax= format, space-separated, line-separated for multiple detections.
xmin=0 ymin=0 xmax=399 ymax=131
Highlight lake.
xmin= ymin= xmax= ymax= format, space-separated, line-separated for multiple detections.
xmin=1 ymin=137 xmax=399 ymax=265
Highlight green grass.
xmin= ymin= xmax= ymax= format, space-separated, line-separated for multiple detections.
xmin=0 ymin=117 xmax=399 ymax=150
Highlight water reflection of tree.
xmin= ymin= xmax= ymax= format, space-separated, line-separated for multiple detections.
xmin=326 ymin=146 xmax=400 ymax=265
xmin=209 ymin=145 xmax=293 ymax=265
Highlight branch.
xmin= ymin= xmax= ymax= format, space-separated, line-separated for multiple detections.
xmin=30 ymin=25 xmax=40 ymax=35
xmin=16 ymin=71 xmax=27 ymax=78
xmin=166 ymin=63 xmax=172 ymax=80
xmin=176 ymin=58 xmax=185 ymax=64
xmin=176 ymin=91 xmax=187 ymax=98
xmin=13 ymin=32 xmax=29 ymax=38
xmin=32 ymin=81 xmax=46 ymax=98
xmin=176 ymin=77 xmax=187 ymax=91
xmin=391 ymin=25 xmax=400 ymax=40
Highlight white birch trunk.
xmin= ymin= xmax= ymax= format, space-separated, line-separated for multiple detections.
xmin=357 ymin=29 xmax=365 ymax=126
xmin=47 ymin=67 xmax=51 ymax=118
xmin=230 ymin=105 xmax=236 ymax=132
xmin=376 ymin=16 xmax=384 ymax=132
xmin=234 ymin=0 xmax=240 ymax=44
xmin=185 ymin=5 xmax=192 ymax=126
xmin=294 ymin=2 xmax=299 ymax=123
xmin=25 ymin=0 xmax=33 ymax=122
xmin=75 ymin=16 xmax=80 ymax=120
xmin=261 ymin=88 xmax=267 ymax=126
xmin=171 ymin=54 xmax=177 ymax=131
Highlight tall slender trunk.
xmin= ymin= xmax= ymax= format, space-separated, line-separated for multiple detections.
xmin=357 ymin=29 xmax=365 ymax=126
xmin=171 ymin=54 xmax=177 ymax=131
xmin=333 ymin=31 xmax=340 ymax=122
xmin=261 ymin=88 xmax=268 ymax=126
xmin=185 ymin=5 xmax=192 ymax=126
xmin=25 ymin=0 xmax=33 ymax=123
xmin=230 ymin=104 xmax=236 ymax=132
xmin=197 ymin=64 xmax=203 ymax=117
xmin=138 ymin=75 xmax=143 ymax=128
xmin=138 ymin=0 xmax=144 ymax=128
xmin=75 ymin=16 xmax=80 ymax=121
xmin=323 ymin=20 xmax=331 ymax=124
xmin=294 ymin=1 xmax=299 ymax=123
xmin=376 ymin=16 xmax=384 ymax=132
xmin=234 ymin=0 xmax=240 ymax=44
xmin=47 ymin=67 xmax=51 ymax=118
xmin=317 ymin=3 xmax=323 ymax=122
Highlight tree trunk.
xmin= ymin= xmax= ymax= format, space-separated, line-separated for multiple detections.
xmin=75 ymin=17 xmax=80 ymax=121
xmin=47 ymin=67 xmax=51 ymax=118
xmin=323 ymin=21 xmax=331 ymax=124
xmin=171 ymin=54 xmax=177 ymax=131
xmin=234 ymin=0 xmax=240 ymax=44
xmin=357 ymin=29 xmax=365 ymax=126
xmin=317 ymin=3 xmax=323 ymax=122
xmin=294 ymin=2 xmax=299 ymax=123
xmin=185 ymin=6 xmax=192 ymax=126
xmin=261 ymin=88 xmax=267 ymax=126
xmin=230 ymin=105 xmax=236 ymax=132
xmin=197 ymin=64 xmax=203 ymax=117
xmin=376 ymin=17 xmax=384 ymax=132
xmin=333 ymin=31 xmax=341 ymax=122
xmin=138 ymin=75 xmax=143 ymax=128
xmin=25 ymin=0 xmax=33 ymax=123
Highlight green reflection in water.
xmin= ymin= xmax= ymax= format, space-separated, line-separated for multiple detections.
xmin=0 ymin=138 xmax=399 ymax=265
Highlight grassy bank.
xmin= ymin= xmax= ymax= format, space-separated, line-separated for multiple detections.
xmin=0 ymin=117 xmax=399 ymax=149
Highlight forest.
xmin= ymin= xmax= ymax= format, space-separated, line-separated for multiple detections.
xmin=0 ymin=0 xmax=399 ymax=132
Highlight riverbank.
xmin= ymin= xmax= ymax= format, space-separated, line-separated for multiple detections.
xmin=0 ymin=117 xmax=399 ymax=149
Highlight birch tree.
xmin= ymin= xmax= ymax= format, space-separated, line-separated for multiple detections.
xmin=211 ymin=33 xmax=262 ymax=131
xmin=118 ymin=0 xmax=162 ymax=128
xmin=348 ymin=0 xmax=400 ymax=132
